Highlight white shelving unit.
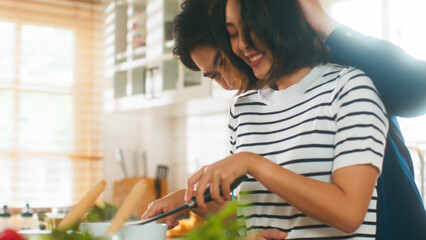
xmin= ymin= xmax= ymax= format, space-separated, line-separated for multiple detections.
xmin=103 ymin=0 xmax=228 ymax=115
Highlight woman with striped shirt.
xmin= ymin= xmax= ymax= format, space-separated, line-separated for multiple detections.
xmin=185 ymin=0 xmax=389 ymax=239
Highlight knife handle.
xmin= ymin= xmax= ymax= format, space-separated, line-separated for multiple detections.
xmin=188 ymin=175 xmax=248 ymax=209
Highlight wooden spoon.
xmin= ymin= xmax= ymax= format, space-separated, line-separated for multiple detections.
xmin=106 ymin=179 xmax=147 ymax=234
xmin=58 ymin=179 xmax=107 ymax=230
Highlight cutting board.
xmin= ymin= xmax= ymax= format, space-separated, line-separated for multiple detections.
xmin=113 ymin=177 xmax=168 ymax=218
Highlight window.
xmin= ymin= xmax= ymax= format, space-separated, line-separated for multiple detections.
xmin=324 ymin=0 xmax=426 ymax=203
xmin=388 ymin=0 xmax=426 ymax=60
xmin=326 ymin=0 xmax=426 ymax=60
xmin=331 ymin=0 xmax=382 ymax=39
xmin=0 ymin=0 xmax=103 ymax=208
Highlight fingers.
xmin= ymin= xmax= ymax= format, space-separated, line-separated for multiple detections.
xmin=221 ymin=178 xmax=232 ymax=201
xmin=211 ymin=171 xmax=226 ymax=205
xmin=185 ymin=167 xmax=205 ymax=202
xmin=142 ymin=202 xmax=180 ymax=229
xmin=164 ymin=216 xmax=179 ymax=230
xmin=194 ymin=168 xmax=212 ymax=211
xmin=142 ymin=200 xmax=162 ymax=219
xmin=258 ymin=229 xmax=288 ymax=240
xmin=187 ymin=160 xmax=243 ymax=211
xmin=167 ymin=220 xmax=179 ymax=229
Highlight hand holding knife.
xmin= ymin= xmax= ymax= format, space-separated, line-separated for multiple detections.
xmin=128 ymin=175 xmax=249 ymax=226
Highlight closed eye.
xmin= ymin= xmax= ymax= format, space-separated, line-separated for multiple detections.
xmin=203 ymin=72 xmax=218 ymax=80
xmin=226 ymin=24 xmax=238 ymax=39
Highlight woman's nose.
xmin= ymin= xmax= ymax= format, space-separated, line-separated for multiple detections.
xmin=238 ymin=36 xmax=249 ymax=50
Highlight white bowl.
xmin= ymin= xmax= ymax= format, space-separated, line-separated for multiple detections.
xmin=80 ymin=222 xmax=111 ymax=237
xmin=80 ymin=222 xmax=167 ymax=240
xmin=122 ymin=223 xmax=167 ymax=240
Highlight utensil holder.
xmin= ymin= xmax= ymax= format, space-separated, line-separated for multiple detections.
xmin=113 ymin=177 xmax=167 ymax=218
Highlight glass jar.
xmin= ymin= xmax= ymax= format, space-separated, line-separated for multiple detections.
xmin=0 ymin=205 xmax=14 ymax=231
xmin=18 ymin=203 xmax=37 ymax=230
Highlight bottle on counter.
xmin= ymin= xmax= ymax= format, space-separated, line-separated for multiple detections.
xmin=36 ymin=211 xmax=47 ymax=230
xmin=0 ymin=205 xmax=14 ymax=231
xmin=17 ymin=203 xmax=36 ymax=230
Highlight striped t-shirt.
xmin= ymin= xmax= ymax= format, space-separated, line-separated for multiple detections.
xmin=229 ymin=64 xmax=389 ymax=239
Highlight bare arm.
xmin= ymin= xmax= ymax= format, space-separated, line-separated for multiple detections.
xmin=186 ymin=152 xmax=379 ymax=233
xmin=297 ymin=0 xmax=339 ymax=39
xmin=247 ymin=153 xmax=379 ymax=233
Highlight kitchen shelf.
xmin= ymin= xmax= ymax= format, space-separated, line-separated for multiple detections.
xmin=104 ymin=80 xmax=236 ymax=116
xmin=103 ymin=0 xmax=233 ymax=114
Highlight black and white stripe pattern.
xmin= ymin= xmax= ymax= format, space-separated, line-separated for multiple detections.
xmin=229 ymin=64 xmax=388 ymax=239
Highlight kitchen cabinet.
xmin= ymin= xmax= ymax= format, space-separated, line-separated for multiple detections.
xmin=103 ymin=0 xmax=227 ymax=114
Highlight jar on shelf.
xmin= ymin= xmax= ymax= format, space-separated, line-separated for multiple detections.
xmin=17 ymin=203 xmax=37 ymax=230
xmin=0 ymin=205 xmax=14 ymax=231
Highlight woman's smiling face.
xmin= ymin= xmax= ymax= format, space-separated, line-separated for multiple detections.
xmin=225 ymin=0 xmax=272 ymax=80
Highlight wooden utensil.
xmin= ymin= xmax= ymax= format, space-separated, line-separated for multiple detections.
xmin=154 ymin=165 xmax=168 ymax=199
xmin=57 ymin=179 xmax=106 ymax=230
xmin=106 ymin=179 xmax=147 ymax=234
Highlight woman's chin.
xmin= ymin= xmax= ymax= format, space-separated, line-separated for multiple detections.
xmin=254 ymin=71 xmax=269 ymax=81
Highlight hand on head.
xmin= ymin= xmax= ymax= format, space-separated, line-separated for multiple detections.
xmin=297 ymin=0 xmax=339 ymax=38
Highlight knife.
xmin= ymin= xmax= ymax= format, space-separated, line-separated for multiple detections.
xmin=114 ymin=148 xmax=128 ymax=179
xmin=126 ymin=175 xmax=249 ymax=226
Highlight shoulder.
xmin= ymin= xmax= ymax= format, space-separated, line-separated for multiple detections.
xmin=328 ymin=65 xmax=380 ymax=101
xmin=336 ymin=66 xmax=375 ymax=88
xmin=331 ymin=66 xmax=387 ymax=115
xmin=320 ymin=64 xmax=370 ymax=85
xmin=235 ymin=90 xmax=260 ymax=103
xmin=230 ymin=90 xmax=266 ymax=114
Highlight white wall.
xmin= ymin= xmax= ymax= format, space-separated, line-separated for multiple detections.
xmin=169 ymin=113 xmax=230 ymax=191
xmin=102 ymin=108 xmax=230 ymax=202
xmin=102 ymin=112 xmax=172 ymax=201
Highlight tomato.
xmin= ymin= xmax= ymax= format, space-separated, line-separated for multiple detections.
xmin=0 ymin=229 xmax=25 ymax=240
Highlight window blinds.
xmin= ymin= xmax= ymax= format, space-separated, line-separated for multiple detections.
xmin=0 ymin=0 xmax=104 ymax=208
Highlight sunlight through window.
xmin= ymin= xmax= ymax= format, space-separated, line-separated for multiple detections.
xmin=0 ymin=22 xmax=15 ymax=83
xmin=389 ymin=0 xmax=426 ymax=61
xmin=331 ymin=0 xmax=382 ymax=38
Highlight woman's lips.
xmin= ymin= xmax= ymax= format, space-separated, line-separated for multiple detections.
xmin=247 ymin=53 xmax=264 ymax=67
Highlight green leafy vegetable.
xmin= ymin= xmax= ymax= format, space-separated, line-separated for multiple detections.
xmin=85 ymin=202 xmax=119 ymax=223
xmin=184 ymin=201 xmax=244 ymax=240
xmin=85 ymin=201 xmax=137 ymax=223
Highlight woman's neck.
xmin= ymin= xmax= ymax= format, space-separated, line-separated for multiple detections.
xmin=275 ymin=66 xmax=313 ymax=90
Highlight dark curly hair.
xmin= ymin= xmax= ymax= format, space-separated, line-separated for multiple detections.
xmin=172 ymin=0 xmax=214 ymax=71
